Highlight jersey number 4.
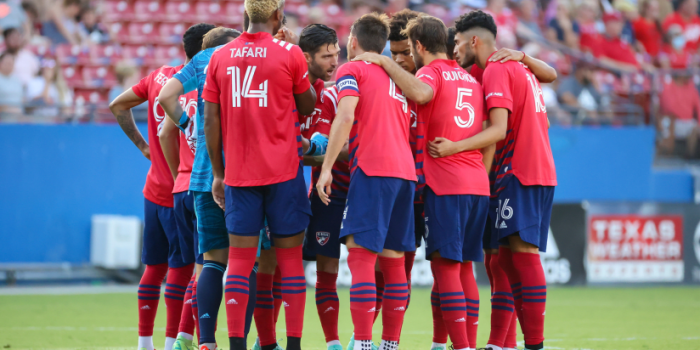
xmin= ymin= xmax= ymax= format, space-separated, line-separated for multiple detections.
xmin=389 ymin=78 xmax=408 ymax=113
xmin=228 ymin=66 xmax=268 ymax=108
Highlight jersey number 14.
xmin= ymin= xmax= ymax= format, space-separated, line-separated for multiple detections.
xmin=227 ymin=66 xmax=268 ymax=108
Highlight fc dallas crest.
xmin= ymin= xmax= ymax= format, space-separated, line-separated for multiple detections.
xmin=316 ymin=231 xmax=330 ymax=246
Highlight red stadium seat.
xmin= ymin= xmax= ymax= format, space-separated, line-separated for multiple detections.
xmin=62 ymin=65 xmax=84 ymax=88
xmin=127 ymin=22 xmax=158 ymax=44
xmin=55 ymin=44 xmax=83 ymax=65
xmin=163 ymin=1 xmax=191 ymax=22
xmin=223 ymin=2 xmax=244 ymax=26
xmin=87 ymin=45 xmax=122 ymax=66
xmin=83 ymin=66 xmax=118 ymax=88
xmin=102 ymin=0 xmax=133 ymax=23
xmin=150 ymin=45 xmax=185 ymax=66
xmin=133 ymin=1 xmax=165 ymax=22
xmin=158 ymin=23 xmax=188 ymax=45
xmin=122 ymin=44 xmax=153 ymax=65
xmin=108 ymin=22 xmax=129 ymax=43
xmin=195 ymin=1 xmax=224 ymax=22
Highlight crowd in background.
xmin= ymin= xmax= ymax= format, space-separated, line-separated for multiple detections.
xmin=1 ymin=0 xmax=700 ymax=157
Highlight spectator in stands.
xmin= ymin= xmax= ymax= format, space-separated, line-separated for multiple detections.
xmin=0 ymin=0 xmax=30 ymax=34
xmin=595 ymin=11 xmax=649 ymax=72
xmin=658 ymin=73 xmax=700 ymax=157
xmin=3 ymin=27 xmax=39 ymax=87
xmin=546 ymin=0 xmax=580 ymax=49
xmin=108 ymin=61 xmax=146 ymax=115
xmin=633 ymin=0 xmax=664 ymax=57
xmin=42 ymin=0 xmax=83 ymax=45
xmin=663 ymin=0 xmax=700 ymax=52
xmin=575 ymin=0 xmax=602 ymax=52
xmin=78 ymin=5 xmax=108 ymax=44
xmin=659 ymin=25 xmax=696 ymax=68
xmin=517 ymin=0 xmax=544 ymax=39
xmin=25 ymin=58 xmax=72 ymax=118
xmin=0 ymin=52 xmax=24 ymax=118
xmin=557 ymin=62 xmax=612 ymax=125
xmin=614 ymin=0 xmax=639 ymax=48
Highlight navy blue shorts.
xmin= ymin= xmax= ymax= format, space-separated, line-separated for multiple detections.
xmin=492 ymin=176 xmax=555 ymax=252
xmin=193 ymin=191 xmax=229 ymax=254
xmin=225 ymin=162 xmax=311 ymax=237
xmin=340 ymin=167 xmax=416 ymax=253
xmin=303 ymin=194 xmax=345 ymax=260
xmin=423 ymin=186 xmax=488 ymax=262
xmin=414 ymin=202 xmax=425 ymax=248
xmin=482 ymin=199 xmax=499 ymax=250
xmin=142 ymin=198 xmax=192 ymax=267
xmin=174 ymin=191 xmax=201 ymax=265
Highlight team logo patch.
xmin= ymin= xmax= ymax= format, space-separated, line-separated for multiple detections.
xmin=316 ymin=231 xmax=330 ymax=246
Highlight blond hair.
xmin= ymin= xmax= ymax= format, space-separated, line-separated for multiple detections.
xmin=245 ymin=0 xmax=285 ymax=24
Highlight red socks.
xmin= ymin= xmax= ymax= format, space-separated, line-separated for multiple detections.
xmin=178 ymin=274 xmax=196 ymax=337
xmin=273 ymin=266 xmax=283 ymax=324
xmin=404 ymin=251 xmax=416 ymax=307
xmin=315 ymin=271 xmax=340 ymax=342
xmin=275 ymin=245 xmax=306 ymax=338
xmin=374 ymin=270 xmax=384 ymax=323
xmin=498 ymin=247 xmax=523 ymax=322
xmin=192 ymin=280 xmax=200 ymax=340
xmin=254 ymin=272 xmax=277 ymax=346
xmin=138 ymin=263 xmax=168 ymax=336
xmin=505 ymin=313 xmax=518 ymax=349
xmin=347 ymin=248 xmax=378 ymax=341
xmin=513 ymin=252 xmax=546 ymax=347
xmin=431 ymin=258 xmax=469 ymax=349
xmin=461 ymin=261 xmax=479 ymax=348
xmin=430 ymin=279 xmax=448 ymax=344
xmin=224 ymin=246 xmax=257 ymax=338
xmin=488 ymin=253 xmax=516 ymax=348
xmin=378 ymin=255 xmax=408 ymax=342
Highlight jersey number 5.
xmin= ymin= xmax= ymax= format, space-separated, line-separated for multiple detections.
xmin=228 ymin=66 xmax=268 ymax=108
xmin=454 ymin=88 xmax=475 ymax=128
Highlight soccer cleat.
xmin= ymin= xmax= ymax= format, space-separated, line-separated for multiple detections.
xmin=173 ymin=335 xmax=193 ymax=350
xmin=328 ymin=344 xmax=344 ymax=350
xmin=347 ymin=335 xmax=378 ymax=350
xmin=252 ymin=338 xmax=261 ymax=350
xmin=431 ymin=345 xmax=447 ymax=350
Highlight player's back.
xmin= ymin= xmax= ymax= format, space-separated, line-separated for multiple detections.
xmin=483 ymin=60 xmax=556 ymax=190
xmin=203 ymin=32 xmax=310 ymax=187
xmin=417 ymin=59 xmax=489 ymax=196
xmin=335 ymin=61 xmax=416 ymax=181
xmin=132 ymin=65 xmax=182 ymax=207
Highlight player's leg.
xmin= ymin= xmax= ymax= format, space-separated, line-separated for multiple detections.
xmin=423 ymin=187 xmax=470 ymax=350
xmin=138 ymin=198 xmax=170 ymax=350
xmin=307 ymin=194 xmax=344 ymax=350
xmin=429 ymin=273 xmax=448 ymax=350
xmin=460 ymin=196 xmax=489 ymax=349
xmin=374 ymin=262 xmax=384 ymax=323
xmin=264 ymin=163 xmax=312 ymax=350
xmin=254 ymin=247 xmax=277 ymax=350
xmin=405 ymin=202 xmax=424 ymax=309
xmin=162 ymin=195 xmax=196 ymax=350
xmin=223 ymin=185 xmax=265 ymax=350
xmin=504 ymin=313 xmax=518 ymax=350
xmin=173 ymin=191 xmax=200 ymax=350
xmin=273 ymin=264 xmax=283 ymax=323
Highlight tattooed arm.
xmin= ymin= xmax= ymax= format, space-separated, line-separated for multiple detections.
xmin=109 ymin=88 xmax=150 ymax=160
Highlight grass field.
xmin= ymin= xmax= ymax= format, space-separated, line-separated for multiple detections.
xmin=1 ymin=286 xmax=699 ymax=350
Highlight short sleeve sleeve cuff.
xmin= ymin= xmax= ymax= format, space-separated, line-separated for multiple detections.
xmin=336 ymin=75 xmax=360 ymax=100
xmin=485 ymin=93 xmax=513 ymax=112
xmin=416 ymin=68 xmax=438 ymax=93
xmin=293 ymin=73 xmax=311 ymax=94
xmin=202 ymin=89 xmax=220 ymax=104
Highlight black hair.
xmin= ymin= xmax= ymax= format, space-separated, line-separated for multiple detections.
xmin=351 ymin=12 xmax=390 ymax=54
xmin=3 ymin=27 xmax=18 ymax=39
xmin=183 ymin=23 xmax=216 ymax=59
xmin=299 ymin=24 xmax=338 ymax=55
xmin=454 ymin=10 xmax=497 ymax=38
xmin=388 ymin=9 xmax=419 ymax=42
xmin=446 ymin=26 xmax=456 ymax=59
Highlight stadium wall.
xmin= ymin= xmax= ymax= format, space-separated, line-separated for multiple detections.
xmin=0 ymin=124 xmax=695 ymax=268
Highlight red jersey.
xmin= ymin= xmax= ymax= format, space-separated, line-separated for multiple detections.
xmin=173 ymin=90 xmax=198 ymax=193
xmin=300 ymin=79 xmax=326 ymax=139
xmin=202 ymin=31 xmax=311 ymax=187
xmin=309 ymin=86 xmax=351 ymax=198
xmin=482 ymin=56 xmax=557 ymax=194
xmin=416 ymin=59 xmax=489 ymax=196
xmin=659 ymin=44 xmax=694 ymax=69
xmin=335 ymin=61 xmax=416 ymax=181
xmin=469 ymin=65 xmax=484 ymax=85
xmin=408 ymin=100 xmax=424 ymax=203
xmin=593 ymin=36 xmax=640 ymax=67
xmin=132 ymin=65 xmax=183 ymax=207
xmin=663 ymin=12 xmax=700 ymax=51
xmin=632 ymin=18 xmax=662 ymax=56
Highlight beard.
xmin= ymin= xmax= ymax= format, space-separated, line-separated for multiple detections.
xmin=413 ymin=54 xmax=424 ymax=70
xmin=458 ymin=53 xmax=475 ymax=70
xmin=309 ymin=61 xmax=329 ymax=81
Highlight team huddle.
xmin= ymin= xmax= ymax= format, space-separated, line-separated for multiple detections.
xmin=109 ymin=1 xmax=557 ymax=350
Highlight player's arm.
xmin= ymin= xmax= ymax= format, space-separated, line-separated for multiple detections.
xmin=109 ymin=88 xmax=150 ymax=160
xmin=303 ymin=131 xmax=329 ymax=167
xmin=489 ymin=48 xmax=558 ymax=83
xmin=160 ymin=63 xmax=197 ymax=129
xmin=316 ymin=96 xmax=358 ymax=205
xmin=428 ymin=108 xmax=508 ymax=157
xmin=295 ymin=86 xmax=317 ymax=116
xmin=204 ymin=101 xmax=225 ymax=208
xmin=352 ymin=52 xmax=434 ymax=105
xmin=480 ymin=120 xmax=496 ymax=171
xmin=159 ymin=118 xmax=180 ymax=181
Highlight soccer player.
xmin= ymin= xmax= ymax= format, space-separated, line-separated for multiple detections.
xmin=295 ymin=24 xmax=348 ymax=350
xmin=353 ymin=15 xmax=490 ymax=350
xmin=203 ymin=0 xmax=317 ymax=349
xmin=437 ymin=11 xmax=557 ymax=350
xmin=109 ymin=23 xmax=214 ymax=350
xmin=316 ymin=13 xmax=416 ymax=350
xmin=158 ymin=27 xmax=242 ymax=350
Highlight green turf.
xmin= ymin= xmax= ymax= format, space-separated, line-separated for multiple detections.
xmin=1 ymin=287 xmax=699 ymax=350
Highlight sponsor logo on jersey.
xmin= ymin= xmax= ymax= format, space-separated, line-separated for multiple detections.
xmin=485 ymin=92 xmax=503 ymax=100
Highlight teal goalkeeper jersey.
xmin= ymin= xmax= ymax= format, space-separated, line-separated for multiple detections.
xmin=173 ymin=46 xmax=222 ymax=193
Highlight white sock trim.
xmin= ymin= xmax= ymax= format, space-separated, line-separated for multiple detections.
xmin=487 ymin=345 xmax=503 ymax=350
xmin=201 ymin=342 xmax=217 ymax=350
xmin=138 ymin=336 xmax=154 ymax=350
xmin=327 ymin=340 xmax=342 ymax=347
xmin=177 ymin=332 xmax=194 ymax=341
xmin=431 ymin=343 xmax=446 ymax=349
xmin=164 ymin=336 xmax=177 ymax=350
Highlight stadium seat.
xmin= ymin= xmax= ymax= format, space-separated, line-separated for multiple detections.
xmin=86 ymin=45 xmax=123 ymax=66
xmin=195 ymin=1 xmax=224 ymax=23
xmin=223 ymin=2 xmax=244 ymax=26
xmin=122 ymin=44 xmax=153 ymax=65
xmin=150 ymin=45 xmax=185 ymax=66
xmin=108 ymin=22 xmax=129 ymax=43
xmin=55 ymin=44 xmax=83 ymax=65
xmin=62 ymin=65 xmax=84 ymax=88
xmin=82 ymin=66 xmax=118 ymax=89
xmin=163 ymin=1 xmax=191 ymax=23
xmin=158 ymin=23 xmax=188 ymax=45
xmin=127 ymin=22 xmax=158 ymax=44
xmin=133 ymin=0 xmax=165 ymax=22
xmin=102 ymin=0 xmax=133 ymax=23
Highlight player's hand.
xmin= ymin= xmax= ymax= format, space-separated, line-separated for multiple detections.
xmin=275 ymin=27 xmax=298 ymax=45
xmin=212 ymin=177 xmax=225 ymax=210
xmin=140 ymin=145 xmax=151 ymax=160
xmin=352 ymin=52 xmax=385 ymax=66
xmin=489 ymin=48 xmax=525 ymax=63
xmin=316 ymin=169 xmax=333 ymax=205
xmin=428 ymin=137 xmax=458 ymax=158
